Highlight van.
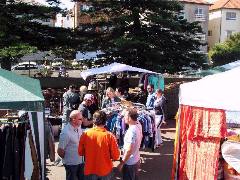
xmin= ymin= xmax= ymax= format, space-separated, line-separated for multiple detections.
xmin=11 ymin=62 xmax=44 ymax=77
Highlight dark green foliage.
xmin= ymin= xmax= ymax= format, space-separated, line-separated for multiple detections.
xmin=209 ymin=33 xmax=240 ymax=66
xmin=0 ymin=0 xmax=79 ymax=70
xmin=78 ymin=0 xmax=205 ymax=73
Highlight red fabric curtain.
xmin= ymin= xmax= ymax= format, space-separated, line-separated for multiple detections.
xmin=173 ymin=105 xmax=227 ymax=180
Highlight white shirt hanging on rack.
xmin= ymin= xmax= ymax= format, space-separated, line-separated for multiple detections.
xmin=24 ymin=130 xmax=34 ymax=180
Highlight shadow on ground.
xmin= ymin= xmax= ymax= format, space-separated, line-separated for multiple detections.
xmin=112 ymin=120 xmax=175 ymax=180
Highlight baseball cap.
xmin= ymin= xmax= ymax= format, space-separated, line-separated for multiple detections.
xmin=84 ymin=94 xmax=94 ymax=101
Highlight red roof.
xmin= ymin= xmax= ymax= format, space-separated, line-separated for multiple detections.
xmin=179 ymin=0 xmax=210 ymax=5
xmin=210 ymin=0 xmax=240 ymax=10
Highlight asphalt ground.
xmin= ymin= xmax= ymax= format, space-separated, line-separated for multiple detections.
xmin=46 ymin=120 xmax=176 ymax=180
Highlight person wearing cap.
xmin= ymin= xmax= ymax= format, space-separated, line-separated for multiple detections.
xmin=57 ymin=110 xmax=84 ymax=180
xmin=117 ymin=108 xmax=143 ymax=180
xmin=78 ymin=94 xmax=94 ymax=129
xmin=78 ymin=110 xmax=120 ymax=179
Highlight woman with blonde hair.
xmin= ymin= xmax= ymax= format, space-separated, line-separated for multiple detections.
xmin=101 ymin=87 xmax=121 ymax=109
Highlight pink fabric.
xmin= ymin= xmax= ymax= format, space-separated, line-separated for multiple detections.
xmin=175 ymin=105 xmax=227 ymax=180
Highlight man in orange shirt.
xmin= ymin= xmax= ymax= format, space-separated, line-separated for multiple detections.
xmin=78 ymin=110 xmax=120 ymax=179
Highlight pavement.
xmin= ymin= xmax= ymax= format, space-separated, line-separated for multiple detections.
xmin=46 ymin=120 xmax=176 ymax=180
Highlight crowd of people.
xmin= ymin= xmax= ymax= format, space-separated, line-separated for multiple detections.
xmin=51 ymin=80 xmax=167 ymax=180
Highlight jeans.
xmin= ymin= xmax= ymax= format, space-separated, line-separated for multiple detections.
xmin=64 ymin=164 xmax=84 ymax=180
xmin=123 ymin=161 xmax=140 ymax=180
xmin=84 ymin=171 xmax=113 ymax=180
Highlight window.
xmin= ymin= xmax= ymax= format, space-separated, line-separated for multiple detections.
xmin=195 ymin=8 xmax=204 ymax=15
xmin=208 ymin=30 xmax=212 ymax=36
xmin=226 ymin=30 xmax=234 ymax=38
xmin=80 ymin=4 xmax=94 ymax=12
xmin=195 ymin=8 xmax=205 ymax=21
xmin=226 ymin=12 xmax=236 ymax=20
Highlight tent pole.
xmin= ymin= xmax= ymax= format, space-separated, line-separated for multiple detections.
xmin=29 ymin=60 xmax=31 ymax=77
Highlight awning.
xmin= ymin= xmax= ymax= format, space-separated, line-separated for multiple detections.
xmin=80 ymin=62 xmax=159 ymax=80
xmin=179 ymin=66 xmax=240 ymax=111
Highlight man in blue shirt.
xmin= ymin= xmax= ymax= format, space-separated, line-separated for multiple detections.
xmin=146 ymin=84 xmax=155 ymax=109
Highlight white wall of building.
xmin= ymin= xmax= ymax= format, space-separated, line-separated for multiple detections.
xmin=55 ymin=13 xmax=74 ymax=29
xmin=220 ymin=9 xmax=240 ymax=42
xmin=208 ymin=8 xmax=240 ymax=49
xmin=182 ymin=3 xmax=210 ymax=53
xmin=208 ymin=10 xmax=221 ymax=48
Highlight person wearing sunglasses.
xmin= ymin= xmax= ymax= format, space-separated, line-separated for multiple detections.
xmin=57 ymin=110 xmax=84 ymax=180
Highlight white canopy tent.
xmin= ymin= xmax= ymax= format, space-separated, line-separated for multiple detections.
xmin=221 ymin=59 xmax=240 ymax=70
xmin=179 ymin=66 xmax=240 ymax=111
xmin=173 ymin=66 xmax=240 ymax=180
xmin=80 ymin=62 xmax=159 ymax=80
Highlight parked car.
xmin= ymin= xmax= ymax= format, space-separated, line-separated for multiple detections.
xmin=11 ymin=62 xmax=44 ymax=77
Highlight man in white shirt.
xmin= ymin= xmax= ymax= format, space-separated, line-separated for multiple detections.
xmin=117 ymin=108 xmax=143 ymax=180
xmin=57 ymin=110 xmax=84 ymax=180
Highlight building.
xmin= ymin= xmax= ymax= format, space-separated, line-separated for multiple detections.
xmin=55 ymin=13 xmax=74 ymax=28
xmin=208 ymin=0 xmax=240 ymax=49
xmin=179 ymin=0 xmax=211 ymax=54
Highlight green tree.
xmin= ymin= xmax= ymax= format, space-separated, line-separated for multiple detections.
xmin=77 ymin=0 xmax=205 ymax=73
xmin=209 ymin=33 xmax=240 ymax=66
xmin=0 ymin=0 xmax=80 ymax=70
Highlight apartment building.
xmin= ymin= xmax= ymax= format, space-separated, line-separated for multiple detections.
xmin=179 ymin=0 xmax=211 ymax=54
xmin=55 ymin=13 xmax=74 ymax=28
xmin=208 ymin=0 xmax=240 ymax=49
xmin=73 ymin=1 xmax=109 ymax=30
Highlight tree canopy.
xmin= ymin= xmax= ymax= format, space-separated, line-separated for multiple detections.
xmin=209 ymin=33 xmax=240 ymax=67
xmin=77 ymin=0 xmax=206 ymax=73
xmin=0 ymin=0 xmax=81 ymax=70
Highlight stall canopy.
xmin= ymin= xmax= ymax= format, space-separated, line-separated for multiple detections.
xmin=0 ymin=68 xmax=44 ymax=111
xmin=80 ymin=62 xmax=159 ymax=80
xmin=189 ymin=60 xmax=240 ymax=77
xmin=173 ymin=66 xmax=240 ymax=180
xmin=179 ymin=66 xmax=240 ymax=111
xmin=0 ymin=68 xmax=45 ymax=179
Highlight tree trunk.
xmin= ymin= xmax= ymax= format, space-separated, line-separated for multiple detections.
xmin=1 ymin=57 xmax=12 ymax=71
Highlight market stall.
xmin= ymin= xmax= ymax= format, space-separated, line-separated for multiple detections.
xmin=0 ymin=68 xmax=45 ymax=179
xmin=172 ymin=66 xmax=240 ymax=180
xmin=80 ymin=62 xmax=164 ymax=90
xmin=81 ymin=63 xmax=164 ymax=151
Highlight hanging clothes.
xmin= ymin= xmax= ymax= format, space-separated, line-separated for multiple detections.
xmin=2 ymin=126 xmax=14 ymax=179
xmin=174 ymin=105 xmax=227 ymax=180
xmin=148 ymin=74 xmax=164 ymax=91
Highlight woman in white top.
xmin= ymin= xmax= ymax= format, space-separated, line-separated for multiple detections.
xmin=154 ymin=89 xmax=167 ymax=147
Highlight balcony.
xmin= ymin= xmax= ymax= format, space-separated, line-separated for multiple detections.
xmin=195 ymin=14 xmax=206 ymax=22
